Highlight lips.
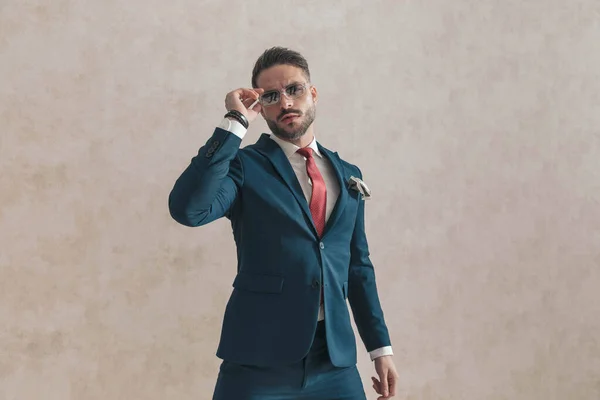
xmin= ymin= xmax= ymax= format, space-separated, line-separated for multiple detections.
xmin=281 ymin=114 xmax=300 ymax=123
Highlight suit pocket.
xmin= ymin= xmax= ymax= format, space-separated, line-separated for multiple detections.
xmin=342 ymin=281 xmax=348 ymax=299
xmin=232 ymin=271 xmax=284 ymax=294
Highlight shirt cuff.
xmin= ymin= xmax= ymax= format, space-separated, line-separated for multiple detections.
xmin=218 ymin=117 xmax=247 ymax=139
xmin=369 ymin=346 xmax=394 ymax=361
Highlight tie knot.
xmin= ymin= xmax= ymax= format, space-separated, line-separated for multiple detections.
xmin=297 ymin=147 xmax=313 ymax=159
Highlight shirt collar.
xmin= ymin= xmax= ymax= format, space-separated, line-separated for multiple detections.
xmin=269 ymin=134 xmax=322 ymax=159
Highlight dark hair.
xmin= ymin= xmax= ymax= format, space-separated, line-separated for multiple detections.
xmin=251 ymin=47 xmax=311 ymax=88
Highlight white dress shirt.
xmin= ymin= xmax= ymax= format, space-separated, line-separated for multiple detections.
xmin=217 ymin=118 xmax=393 ymax=361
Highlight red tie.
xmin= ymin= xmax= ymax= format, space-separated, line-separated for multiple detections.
xmin=297 ymin=147 xmax=327 ymax=306
xmin=296 ymin=147 xmax=327 ymax=237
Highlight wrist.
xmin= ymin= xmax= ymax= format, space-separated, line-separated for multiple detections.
xmin=224 ymin=109 xmax=249 ymax=129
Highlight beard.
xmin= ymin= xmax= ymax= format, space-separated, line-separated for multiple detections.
xmin=266 ymin=104 xmax=316 ymax=142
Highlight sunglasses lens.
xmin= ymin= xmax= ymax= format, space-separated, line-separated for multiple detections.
xmin=261 ymin=92 xmax=279 ymax=106
xmin=286 ymin=84 xmax=305 ymax=98
xmin=260 ymin=83 xmax=307 ymax=106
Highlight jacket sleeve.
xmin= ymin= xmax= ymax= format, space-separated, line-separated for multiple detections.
xmin=347 ymin=168 xmax=392 ymax=352
xmin=168 ymin=128 xmax=244 ymax=227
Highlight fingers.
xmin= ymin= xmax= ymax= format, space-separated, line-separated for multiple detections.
xmin=373 ymin=374 xmax=396 ymax=399
xmin=388 ymin=374 xmax=397 ymax=397
xmin=241 ymin=97 xmax=261 ymax=112
xmin=237 ymin=88 xmax=263 ymax=100
xmin=225 ymin=88 xmax=264 ymax=119
xmin=371 ymin=376 xmax=381 ymax=394
xmin=239 ymin=88 xmax=264 ymax=111
xmin=380 ymin=370 xmax=389 ymax=397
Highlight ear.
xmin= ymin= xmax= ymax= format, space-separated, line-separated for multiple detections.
xmin=310 ymin=85 xmax=318 ymax=105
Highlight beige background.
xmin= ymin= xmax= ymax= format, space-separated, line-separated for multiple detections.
xmin=1 ymin=0 xmax=599 ymax=399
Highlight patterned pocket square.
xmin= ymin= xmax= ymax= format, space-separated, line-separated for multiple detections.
xmin=348 ymin=176 xmax=372 ymax=200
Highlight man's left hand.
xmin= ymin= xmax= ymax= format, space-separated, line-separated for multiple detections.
xmin=371 ymin=355 xmax=399 ymax=399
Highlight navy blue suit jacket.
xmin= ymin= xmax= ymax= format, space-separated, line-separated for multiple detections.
xmin=168 ymin=128 xmax=391 ymax=368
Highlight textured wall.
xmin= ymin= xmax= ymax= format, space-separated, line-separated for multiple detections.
xmin=1 ymin=0 xmax=599 ymax=399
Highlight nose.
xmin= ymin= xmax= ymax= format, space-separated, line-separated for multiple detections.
xmin=279 ymin=93 xmax=293 ymax=109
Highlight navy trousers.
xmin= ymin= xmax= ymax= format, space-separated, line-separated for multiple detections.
xmin=212 ymin=321 xmax=367 ymax=400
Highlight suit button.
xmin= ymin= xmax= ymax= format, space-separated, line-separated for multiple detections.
xmin=311 ymin=279 xmax=320 ymax=289
xmin=319 ymin=242 xmax=325 ymax=249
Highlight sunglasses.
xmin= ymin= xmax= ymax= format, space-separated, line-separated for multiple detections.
xmin=258 ymin=82 xmax=309 ymax=107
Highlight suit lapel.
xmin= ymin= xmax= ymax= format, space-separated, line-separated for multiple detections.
xmin=254 ymin=134 xmax=318 ymax=237
xmin=318 ymin=144 xmax=348 ymax=238
xmin=254 ymin=134 xmax=349 ymax=239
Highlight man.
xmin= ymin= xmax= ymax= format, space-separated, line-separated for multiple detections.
xmin=168 ymin=47 xmax=398 ymax=400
